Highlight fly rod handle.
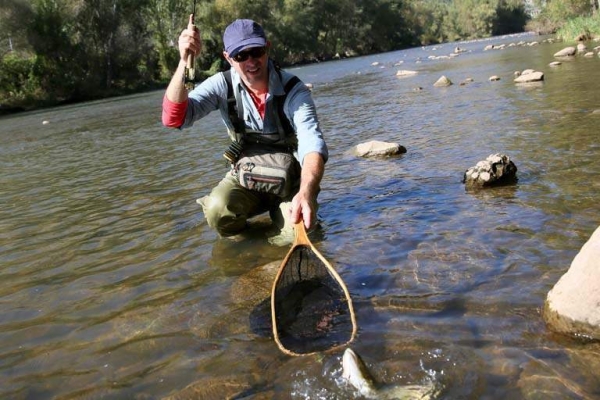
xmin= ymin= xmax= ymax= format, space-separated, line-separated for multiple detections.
xmin=185 ymin=13 xmax=196 ymax=82
xmin=186 ymin=52 xmax=194 ymax=70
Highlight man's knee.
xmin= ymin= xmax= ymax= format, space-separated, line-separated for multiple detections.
xmin=198 ymin=195 xmax=247 ymax=237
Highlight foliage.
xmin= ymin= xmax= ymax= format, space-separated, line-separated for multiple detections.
xmin=526 ymin=0 xmax=597 ymax=33
xmin=402 ymin=0 xmax=528 ymax=44
xmin=0 ymin=54 xmax=39 ymax=106
xmin=0 ymin=0 xmax=34 ymax=57
xmin=27 ymin=0 xmax=82 ymax=102
xmin=556 ymin=14 xmax=600 ymax=40
xmin=0 ymin=0 xmax=540 ymax=111
xmin=143 ymin=0 xmax=189 ymax=80
xmin=450 ymin=0 xmax=498 ymax=39
xmin=494 ymin=0 xmax=529 ymax=35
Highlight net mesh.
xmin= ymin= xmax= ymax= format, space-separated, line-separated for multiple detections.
xmin=272 ymin=245 xmax=354 ymax=355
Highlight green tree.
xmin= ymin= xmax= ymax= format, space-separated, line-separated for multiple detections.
xmin=403 ymin=0 xmax=450 ymax=45
xmin=446 ymin=0 xmax=497 ymax=39
xmin=74 ymin=0 xmax=153 ymax=91
xmin=493 ymin=0 xmax=529 ymax=35
xmin=0 ymin=0 xmax=34 ymax=57
xmin=544 ymin=0 xmax=594 ymax=20
xmin=1 ymin=1 xmax=34 ymax=107
xmin=144 ymin=0 xmax=188 ymax=80
xmin=335 ymin=0 xmax=411 ymax=54
xmin=27 ymin=0 xmax=82 ymax=102
xmin=268 ymin=0 xmax=321 ymax=64
xmin=312 ymin=0 xmax=357 ymax=58
xmin=529 ymin=0 xmax=597 ymax=33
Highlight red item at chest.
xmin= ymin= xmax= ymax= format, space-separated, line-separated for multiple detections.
xmin=248 ymin=90 xmax=267 ymax=120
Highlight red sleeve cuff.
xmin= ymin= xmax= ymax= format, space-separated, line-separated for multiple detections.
xmin=162 ymin=96 xmax=188 ymax=128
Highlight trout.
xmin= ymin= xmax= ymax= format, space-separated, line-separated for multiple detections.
xmin=342 ymin=348 xmax=437 ymax=399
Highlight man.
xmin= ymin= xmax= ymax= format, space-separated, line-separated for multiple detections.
xmin=162 ymin=18 xmax=328 ymax=239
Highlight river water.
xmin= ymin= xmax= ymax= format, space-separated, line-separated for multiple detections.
xmin=2 ymin=33 xmax=600 ymax=399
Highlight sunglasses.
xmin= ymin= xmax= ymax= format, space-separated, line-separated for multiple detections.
xmin=232 ymin=47 xmax=267 ymax=63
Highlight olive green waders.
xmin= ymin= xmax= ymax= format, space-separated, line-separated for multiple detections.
xmin=198 ymin=171 xmax=309 ymax=238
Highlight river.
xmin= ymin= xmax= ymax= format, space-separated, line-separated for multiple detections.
xmin=1 ymin=32 xmax=600 ymax=399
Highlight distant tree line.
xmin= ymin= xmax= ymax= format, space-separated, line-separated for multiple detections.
xmin=0 ymin=0 xmax=593 ymax=111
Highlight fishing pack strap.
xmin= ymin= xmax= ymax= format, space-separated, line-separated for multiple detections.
xmin=224 ymin=69 xmax=246 ymax=139
xmin=274 ymin=72 xmax=301 ymax=138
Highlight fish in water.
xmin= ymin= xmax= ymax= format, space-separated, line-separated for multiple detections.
xmin=341 ymin=348 xmax=437 ymax=399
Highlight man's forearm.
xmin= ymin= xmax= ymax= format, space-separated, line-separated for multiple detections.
xmin=165 ymin=60 xmax=189 ymax=103
xmin=300 ymin=152 xmax=325 ymax=199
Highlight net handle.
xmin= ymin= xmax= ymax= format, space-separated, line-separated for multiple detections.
xmin=293 ymin=222 xmax=311 ymax=246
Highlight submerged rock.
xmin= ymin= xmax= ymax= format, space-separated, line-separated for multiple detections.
xmin=163 ymin=375 xmax=258 ymax=400
xmin=230 ymin=260 xmax=279 ymax=307
xmin=396 ymin=70 xmax=418 ymax=77
xmin=517 ymin=361 xmax=587 ymax=399
xmin=544 ymin=225 xmax=600 ymax=340
xmin=462 ymin=153 xmax=518 ymax=188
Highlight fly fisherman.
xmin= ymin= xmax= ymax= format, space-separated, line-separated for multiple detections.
xmin=162 ymin=18 xmax=328 ymax=240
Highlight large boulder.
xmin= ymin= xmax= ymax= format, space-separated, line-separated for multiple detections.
xmin=554 ymin=47 xmax=576 ymax=57
xmin=462 ymin=153 xmax=518 ymax=188
xmin=514 ymin=71 xmax=544 ymax=83
xmin=544 ymin=226 xmax=600 ymax=340
xmin=433 ymin=75 xmax=453 ymax=87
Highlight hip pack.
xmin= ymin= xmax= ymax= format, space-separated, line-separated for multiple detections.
xmin=234 ymin=144 xmax=301 ymax=198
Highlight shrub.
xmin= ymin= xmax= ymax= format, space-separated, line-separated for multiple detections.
xmin=0 ymin=54 xmax=39 ymax=108
xmin=557 ymin=15 xmax=600 ymax=40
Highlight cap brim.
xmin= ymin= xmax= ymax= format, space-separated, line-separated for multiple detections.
xmin=228 ymin=38 xmax=267 ymax=57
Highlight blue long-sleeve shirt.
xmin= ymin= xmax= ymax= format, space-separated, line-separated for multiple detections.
xmin=181 ymin=61 xmax=328 ymax=166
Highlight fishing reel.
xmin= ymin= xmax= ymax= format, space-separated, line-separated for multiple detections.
xmin=223 ymin=140 xmax=244 ymax=164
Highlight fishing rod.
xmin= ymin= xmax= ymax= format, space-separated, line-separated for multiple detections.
xmin=184 ymin=0 xmax=197 ymax=90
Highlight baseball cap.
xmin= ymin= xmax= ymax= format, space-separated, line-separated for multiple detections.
xmin=223 ymin=19 xmax=267 ymax=57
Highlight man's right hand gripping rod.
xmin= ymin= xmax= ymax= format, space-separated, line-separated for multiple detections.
xmin=184 ymin=0 xmax=197 ymax=90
